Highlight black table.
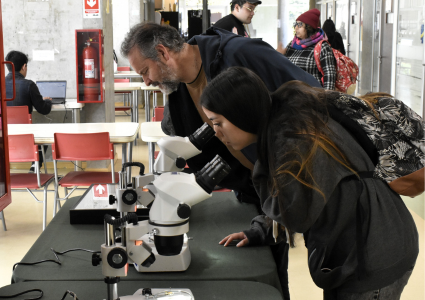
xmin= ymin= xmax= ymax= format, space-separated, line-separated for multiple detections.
xmin=0 ymin=281 xmax=282 ymax=300
xmin=11 ymin=193 xmax=281 ymax=293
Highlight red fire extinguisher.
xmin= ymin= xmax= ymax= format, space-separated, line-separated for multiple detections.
xmin=82 ymin=41 xmax=99 ymax=101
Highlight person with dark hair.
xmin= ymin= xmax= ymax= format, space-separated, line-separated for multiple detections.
xmin=5 ymin=50 xmax=52 ymax=172
xmin=279 ymin=9 xmax=336 ymax=90
xmin=322 ymin=18 xmax=346 ymax=55
xmin=213 ymin=0 xmax=262 ymax=37
xmin=121 ymin=22 xmax=321 ymax=300
xmin=201 ymin=66 xmax=418 ymax=300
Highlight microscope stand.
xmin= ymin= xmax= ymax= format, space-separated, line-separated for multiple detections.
xmin=133 ymin=234 xmax=191 ymax=272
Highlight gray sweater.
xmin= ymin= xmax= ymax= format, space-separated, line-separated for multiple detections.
xmin=244 ymin=118 xmax=418 ymax=293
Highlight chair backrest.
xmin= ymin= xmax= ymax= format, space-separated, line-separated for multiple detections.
xmin=152 ymin=106 xmax=164 ymax=122
xmin=114 ymin=79 xmax=130 ymax=83
xmin=117 ymin=66 xmax=131 ymax=71
xmin=8 ymin=134 xmax=38 ymax=162
xmin=52 ymin=132 xmax=114 ymax=161
xmin=7 ymin=106 xmax=32 ymax=124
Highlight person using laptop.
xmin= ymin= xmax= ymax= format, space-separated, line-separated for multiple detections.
xmin=5 ymin=50 xmax=52 ymax=172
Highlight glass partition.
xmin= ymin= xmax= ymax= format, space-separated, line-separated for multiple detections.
xmin=395 ymin=0 xmax=424 ymax=116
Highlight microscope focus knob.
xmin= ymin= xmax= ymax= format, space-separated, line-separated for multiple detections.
xmin=122 ymin=190 xmax=138 ymax=205
xmin=92 ymin=253 xmax=102 ymax=266
xmin=109 ymin=195 xmax=116 ymax=205
xmin=177 ymin=203 xmax=191 ymax=219
xmin=175 ymin=157 xmax=186 ymax=169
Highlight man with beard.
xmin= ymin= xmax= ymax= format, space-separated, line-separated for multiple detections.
xmin=121 ymin=23 xmax=320 ymax=300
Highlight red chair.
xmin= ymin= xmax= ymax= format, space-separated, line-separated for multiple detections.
xmin=52 ymin=132 xmax=119 ymax=215
xmin=152 ymin=106 xmax=164 ymax=122
xmin=117 ymin=66 xmax=131 ymax=71
xmin=115 ymin=78 xmax=133 ymax=115
xmin=9 ymin=134 xmax=56 ymax=230
xmin=6 ymin=106 xmax=31 ymax=124
xmin=7 ymin=106 xmax=48 ymax=174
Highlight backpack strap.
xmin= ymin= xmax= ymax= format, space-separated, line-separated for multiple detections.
xmin=327 ymin=104 xmax=380 ymax=165
xmin=313 ymin=40 xmax=326 ymax=86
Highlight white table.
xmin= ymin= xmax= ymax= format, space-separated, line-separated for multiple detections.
xmin=114 ymin=83 xmax=144 ymax=139
xmin=141 ymin=122 xmax=167 ymax=172
xmin=113 ymin=71 xmax=140 ymax=79
xmin=8 ymin=122 xmax=139 ymax=179
xmin=34 ymin=99 xmax=84 ymax=123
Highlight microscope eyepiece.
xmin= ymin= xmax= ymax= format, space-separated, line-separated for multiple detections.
xmin=188 ymin=123 xmax=215 ymax=151
xmin=195 ymin=155 xmax=231 ymax=194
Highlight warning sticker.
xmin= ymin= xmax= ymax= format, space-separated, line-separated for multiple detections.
xmin=84 ymin=59 xmax=95 ymax=78
xmin=93 ymin=184 xmax=109 ymax=200
xmin=84 ymin=0 xmax=101 ymax=19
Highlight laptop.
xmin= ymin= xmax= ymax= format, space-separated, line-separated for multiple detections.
xmin=36 ymin=81 xmax=67 ymax=105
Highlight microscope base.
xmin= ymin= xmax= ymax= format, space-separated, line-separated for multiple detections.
xmin=133 ymin=234 xmax=191 ymax=272
xmin=120 ymin=288 xmax=194 ymax=299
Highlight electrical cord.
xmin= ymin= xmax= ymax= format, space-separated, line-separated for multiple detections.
xmin=62 ymin=103 xmax=68 ymax=123
xmin=0 ymin=289 xmax=43 ymax=300
xmin=12 ymin=248 xmax=100 ymax=271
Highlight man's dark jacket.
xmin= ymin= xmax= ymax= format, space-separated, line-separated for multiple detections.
xmin=6 ymin=72 xmax=52 ymax=114
xmin=162 ymin=27 xmax=321 ymax=200
xmin=213 ymin=14 xmax=249 ymax=37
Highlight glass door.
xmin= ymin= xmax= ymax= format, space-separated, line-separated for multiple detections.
xmin=394 ymin=0 xmax=425 ymax=116
xmin=0 ymin=0 xmax=12 ymax=212
xmin=335 ymin=0 xmax=349 ymax=52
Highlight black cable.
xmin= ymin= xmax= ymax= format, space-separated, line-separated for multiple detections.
xmin=62 ymin=103 xmax=68 ymax=123
xmin=13 ymin=259 xmax=61 ymax=271
xmin=12 ymin=248 xmax=100 ymax=271
xmin=0 ymin=289 xmax=43 ymax=300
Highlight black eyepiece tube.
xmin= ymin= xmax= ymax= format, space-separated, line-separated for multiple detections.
xmin=188 ymin=123 xmax=215 ymax=151
xmin=122 ymin=162 xmax=145 ymax=175
xmin=195 ymin=155 xmax=231 ymax=194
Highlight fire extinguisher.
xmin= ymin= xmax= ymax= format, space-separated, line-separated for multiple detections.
xmin=82 ymin=41 xmax=99 ymax=101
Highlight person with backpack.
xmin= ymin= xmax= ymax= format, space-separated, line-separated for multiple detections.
xmin=201 ymin=66 xmax=419 ymax=300
xmin=279 ymin=8 xmax=337 ymax=90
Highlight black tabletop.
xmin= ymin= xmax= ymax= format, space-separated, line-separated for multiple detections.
xmin=0 ymin=281 xmax=282 ymax=300
xmin=11 ymin=193 xmax=281 ymax=293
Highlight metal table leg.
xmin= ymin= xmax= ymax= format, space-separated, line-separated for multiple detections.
xmin=145 ymin=90 xmax=151 ymax=122
xmin=148 ymin=142 xmax=155 ymax=173
xmin=127 ymin=142 xmax=133 ymax=182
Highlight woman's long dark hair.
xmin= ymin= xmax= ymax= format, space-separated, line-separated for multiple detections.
xmin=200 ymin=67 xmax=271 ymax=135
xmin=201 ymin=68 xmax=355 ymax=246
xmin=258 ymin=81 xmax=355 ymax=198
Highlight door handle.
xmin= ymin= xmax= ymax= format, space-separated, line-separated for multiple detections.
xmin=2 ymin=61 xmax=15 ymax=101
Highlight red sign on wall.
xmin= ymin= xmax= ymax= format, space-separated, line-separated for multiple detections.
xmin=83 ymin=0 xmax=100 ymax=19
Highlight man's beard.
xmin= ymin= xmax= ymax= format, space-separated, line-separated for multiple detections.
xmin=151 ymin=62 xmax=180 ymax=94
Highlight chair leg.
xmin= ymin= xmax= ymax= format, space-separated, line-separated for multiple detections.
xmin=0 ymin=210 xmax=6 ymax=231
xmin=43 ymin=185 xmax=48 ymax=230
xmin=53 ymin=160 xmax=59 ymax=217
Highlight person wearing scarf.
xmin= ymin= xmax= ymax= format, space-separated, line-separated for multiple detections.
xmin=283 ymin=9 xmax=337 ymax=90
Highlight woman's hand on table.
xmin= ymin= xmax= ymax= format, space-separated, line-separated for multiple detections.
xmin=219 ymin=232 xmax=249 ymax=247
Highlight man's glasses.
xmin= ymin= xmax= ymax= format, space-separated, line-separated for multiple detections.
xmin=293 ymin=21 xmax=304 ymax=28
xmin=243 ymin=6 xmax=257 ymax=13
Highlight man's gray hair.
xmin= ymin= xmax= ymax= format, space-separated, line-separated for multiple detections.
xmin=121 ymin=22 xmax=185 ymax=61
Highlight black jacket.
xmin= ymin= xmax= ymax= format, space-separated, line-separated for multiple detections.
xmin=245 ymin=117 xmax=418 ymax=293
xmin=6 ymin=72 xmax=52 ymax=114
xmin=213 ymin=14 xmax=248 ymax=37
xmin=162 ymin=27 xmax=321 ymax=200
xmin=327 ymin=32 xmax=346 ymax=55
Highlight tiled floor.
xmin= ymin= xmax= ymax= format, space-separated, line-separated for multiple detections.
xmin=0 ymin=109 xmax=424 ymax=299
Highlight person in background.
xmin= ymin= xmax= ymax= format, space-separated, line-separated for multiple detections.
xmin=278 ymin=8 xmax=336 ymax=90
xmin=201 ymin=66 xmax=418 ymax=300
xmin=213 ymin=0 xmax=261 ymax=37
xmin=5 ymin=50 xmax=52 ymax=173
xmin=322 ymin=18 xmax=346 ymax=55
